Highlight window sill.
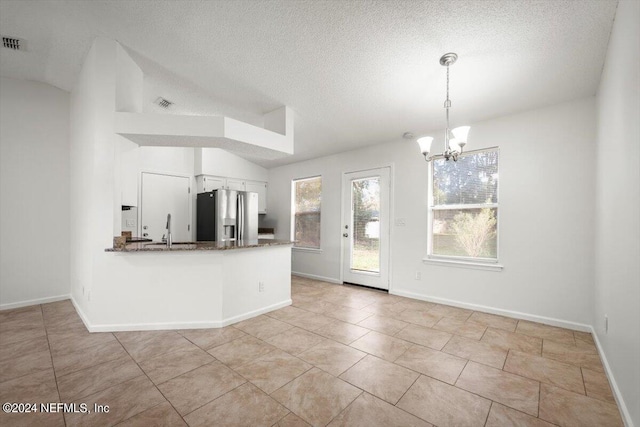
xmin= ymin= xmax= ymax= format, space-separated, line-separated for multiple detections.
xmin=293 ymin=247 xmax=323 ymax=253
xmin=422 ymin=257 xmax=503 ymax=272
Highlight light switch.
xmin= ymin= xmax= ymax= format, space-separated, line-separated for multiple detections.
xmin=126 ymin=219 xmax=136 ymax=227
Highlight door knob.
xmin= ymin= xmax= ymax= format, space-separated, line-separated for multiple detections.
xmin=343 ymin=233 xmax=348 ymax=237
xmin=143 ymin=233 xmax=148 ymax=237
xmin=143 ymin=225 xmax=148 ymax=230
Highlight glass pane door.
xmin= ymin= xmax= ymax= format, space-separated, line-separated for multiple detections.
xmin=342 ymin=167 xmax=390 ymax=290
xmin=351 ymin=177 xmax=380 ymax=273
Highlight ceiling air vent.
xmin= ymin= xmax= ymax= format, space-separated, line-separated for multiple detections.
xmin=2 ymin=36 xmax=23 ymax=50
xmin=154 ymin=97 xmax=173 ymax=109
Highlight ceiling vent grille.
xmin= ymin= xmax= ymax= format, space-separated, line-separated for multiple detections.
xmin=2 ymin=36 xmax=22 ymax=50
xmin=154 ymin=97 xmax=173 ymax=109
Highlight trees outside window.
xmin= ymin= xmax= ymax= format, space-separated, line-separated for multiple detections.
xmin=292 ymin=177 xmax=321 ymax=249
xmin=430 ymin=149 xmax=499 ymax=261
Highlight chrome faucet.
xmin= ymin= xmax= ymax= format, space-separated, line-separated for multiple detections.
xmin=163 ymin=213 xmax=172 ymax=248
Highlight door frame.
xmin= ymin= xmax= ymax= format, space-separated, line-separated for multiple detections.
xmin=339 ymin=164 xmax=394 ymax=291
xmin=138 ymin=171 xmax=193 ymax=240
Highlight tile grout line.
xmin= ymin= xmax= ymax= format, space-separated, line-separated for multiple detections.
xmin=483 ymin=401 xmax=494 ymax=427
xmin=502 ymin=348 xmax=510 ymax=370
xmin=454 ymin=363 xmax=548 ymax=420
xmin=537 ymin=375 xmax=541 ymax=418
xmin=451 ymin=364 xmax=546 ymax=422
xmin=170 ymin=331 xmax=270 ymax=420
xmin=579 ymin=366 xmax=587 ymax=396
xmin=393 ymin=372 xmax=421 ymax=407
xmin=173 ymin=328 xmax=309 ymax=420
xmin=271 ymin=410 xmax=293 ymax=426
xmin=241 ymin=321 xmax=383 ymax=424
xmin=40 ymin=304 xmax=67 ymax=427
xmin=180 ymin=380 xmax=248 ymax=421
xmin=453 ymin=359 xmax=470 ymax=386
xmin=180 ymin=329 xmax=248 ymax=352
xmin=478 ymin=324 xmax=490 ymax=341
xmin=0 ymin=344 xmax=52 ymax=384
xmin=323 ymin=390 xmax=363 ymax=427
xmin=45 ymin=334 xmax=127 ymax=382
xmin=112 ymin=333 xmax=190 ymax=426
xmin=112 ymin=401 xmax=166 ymax=426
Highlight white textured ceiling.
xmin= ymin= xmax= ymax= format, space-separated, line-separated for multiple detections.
xmin=0 ymin=0 xmax=617 ymax=167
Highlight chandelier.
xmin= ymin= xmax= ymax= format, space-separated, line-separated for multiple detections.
xmin=417 ymin=52 xmax=470 ymax=162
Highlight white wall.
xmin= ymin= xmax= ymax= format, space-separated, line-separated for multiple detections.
xmin=70 ymin=38 xmax=140 ymax=316
xmin=195 ymin=147 xmax=268 ymax=182
xmin=268 ymin=97 xmax=596 ymax=327
xmin=594 ymin=1 xmax=640 ymax=425
xmin=140 ymin=146 xmax=195 ymax=176
xmin=0 ymin=77 xmax=70 ymax=308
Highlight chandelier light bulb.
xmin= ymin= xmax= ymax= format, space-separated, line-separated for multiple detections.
xmin=417 ymin=136 xmax=434 ymax=156
xmin=451 ymin=126 xmax=470 ymax=147
xmin=449 ymin=138 xmax=460 ymax=152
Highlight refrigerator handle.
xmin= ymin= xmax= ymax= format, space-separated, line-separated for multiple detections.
xmin=238 ymin=194 xmax=244 ymax=240
xmin=241 ymin=195 xmax=246 ymax=240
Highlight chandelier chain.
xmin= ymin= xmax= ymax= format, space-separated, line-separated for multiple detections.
xmin=446 ymin=64 xmax=450 ymax=107
xmin=445 ymin=64 xmax=450 ymax=147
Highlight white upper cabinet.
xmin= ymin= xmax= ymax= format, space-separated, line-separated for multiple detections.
xmin=199 ymin=176 xmax=225 ymax=193
xmin=246 ymin=181 xmax=268 ymax=214
xmin=196 ymin=175 xmax=267 ymax=214
xmin=226 ymin=178 xmax=246 ymax=191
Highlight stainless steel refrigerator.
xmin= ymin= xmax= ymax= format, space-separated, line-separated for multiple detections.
xmin=197 ymin=189 xmax=258 ymax=242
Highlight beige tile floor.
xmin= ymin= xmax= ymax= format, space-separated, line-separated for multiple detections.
xmin=0 ymin=276 xmax=623 ymax=427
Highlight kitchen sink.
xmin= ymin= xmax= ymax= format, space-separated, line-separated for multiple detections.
xmin=145 ymin=242 xmax=195 ymax=245
xmin=143 ymin=242 xmax=198 ymax=248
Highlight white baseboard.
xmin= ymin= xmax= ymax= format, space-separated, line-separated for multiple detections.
xmin=292 ymin=271 xmax=341 ymax=284
xmin=220 ymin=299 xmax=292 ymax=327
xmin=0 ymin=294 xmax=70 ymax=311
xmin=389 ymin=288 xmax=592 ymax=332
xmin=70 ymin=298 xmax=292 ymax=332
xmin=591 ymin=327 xmax=634 ymax=427
xmin=70 ymin=296 xmax=92 ymax=331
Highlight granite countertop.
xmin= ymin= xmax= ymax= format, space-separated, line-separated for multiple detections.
xmin=106 ymin=239 xmax=294 ymax=252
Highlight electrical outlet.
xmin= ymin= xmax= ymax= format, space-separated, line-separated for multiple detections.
xmin=604 ymin=315 xmax=608 ymax=333
xmin=259 ymin=282 xmax=265 ymax=292
xmin=126 ymin=219 xmax=135 ymax=227
xmin=415 ymin=272 xmax=421 ymax=280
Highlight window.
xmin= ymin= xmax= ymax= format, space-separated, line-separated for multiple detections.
xmin=292 ymin=176 xmax=322 ymax=249
xmin=429 ymin=148 xmax=499 ymax=263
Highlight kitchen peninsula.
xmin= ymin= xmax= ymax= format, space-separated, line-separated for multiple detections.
xmin=73 ymin=239 xmax=294 ymax=333
xmin=107 ymin=239 xmax=292 ymax=252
